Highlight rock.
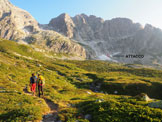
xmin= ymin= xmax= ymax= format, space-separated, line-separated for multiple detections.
xmin=86 ymin=91 xmax=92 ymax=94
xmin=18 ymin=103 xmax=22 ymax=106
xmin=142 ymin=94 xmax=152 ymax=102
xmin=44 ymin=113 xmax=53 ymax=119
xmin=135 ymin=93 xmax=152 ymax=102
xmin=148 ymin=101 xmax=162 ymax=108
xmin=49 ymin=13 xmax=75 ymax=38
xmin=67 ymin=104 xmax=71 ymax=107
xmin=96 ymin=99 xmax=104 ymax=103
xmin=85 ymin=114 xmax=92 ymax=120
xmin=114 ymin=91 xmax=118 ymax=94
xmin=0 ymin=0 xmax=39 ymax=40
xmin=37 ymin=64 xmax=42 ymax=67
xmin=39 ymin=100 xmax=42 ymax=103
xmin=96 ymin=85 xmax=101 ymax=89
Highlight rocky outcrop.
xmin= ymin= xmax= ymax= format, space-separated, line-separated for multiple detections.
xmin=49 ymin=13 xmax=75 ymax=38
xmin=0 ymin=0 xmax=39 ymax=40
xmin=47 ymin=13 xmax=162 ymax=65
xmin=0 ymin=0 xmax=86 ymax=59
xmin=135 ymin=93 xmax=152 ymax=102
xmin=25 ymin=30 xmax=86 ymax=58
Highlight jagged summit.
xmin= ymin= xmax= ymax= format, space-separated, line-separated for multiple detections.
xmin=0 ymin=0 xmax=39 ymax=40
xmin=58 ymin=13 xmax=71 ymax=18
xmin=49 ymin=13 xmax=75 ymax=38
xmin=0 ymin=0 xmax=38 ymax=27
xmin=49 ymin=13 xmax=142 ymax=39
xmin=0 ymin=1 xmax=86 ymax=59
xmin=47 ymin=13 xmax=162 ymax=65
xmin=75 ymin=14 xmax=104 ymax=20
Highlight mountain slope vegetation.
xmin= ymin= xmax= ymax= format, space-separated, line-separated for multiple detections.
xmin=0 ymin=39 xmax=162 ymax=122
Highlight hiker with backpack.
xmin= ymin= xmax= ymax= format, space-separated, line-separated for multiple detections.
xmin=37 ymin=73 xmax=45 ymax=97
xmin=30 ymin=73 xmax=37 ymax=96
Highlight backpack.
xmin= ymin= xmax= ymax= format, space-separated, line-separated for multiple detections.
xmin=38 ymin=75 xmax=45 ymax=85
xmin=30 ymin=76 xmax=37 ymax=84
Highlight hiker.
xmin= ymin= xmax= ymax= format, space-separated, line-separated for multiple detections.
xmin=37 ymin=74 xmax=45 ymax=97
xmin=30 ymin=73 xmax=37 ymax=96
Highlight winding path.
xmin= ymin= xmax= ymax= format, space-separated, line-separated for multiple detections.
xmin=23 ymin=87 xmax=59 ymax=122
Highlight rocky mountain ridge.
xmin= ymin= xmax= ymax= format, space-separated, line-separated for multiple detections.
xmin=44 ymin=13 xmax=162 ymax=66
xmin=0 ymin=0 xmax=86 ymax=59
xmin=1 ymin=0 xmax=162 ymax=65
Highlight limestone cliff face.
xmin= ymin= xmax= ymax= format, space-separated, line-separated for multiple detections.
xmin=49 ymin=13 xmax=75 ymax=38
xmin=47 ymin=13 xmax=162 ymax=65
xmin=25 ymin=30 xmax=86 ymax=58
xmin=0 ymin=0 xmax=86 ymax=59
xmin=0 ymin=0 xmax=39 ymax=40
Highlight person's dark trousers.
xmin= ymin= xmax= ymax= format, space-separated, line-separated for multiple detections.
xmin=38 ymin=85 xmax=43 ymax=97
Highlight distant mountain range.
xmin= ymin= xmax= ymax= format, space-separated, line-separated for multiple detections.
xmin=1 ymin=0 xmax=162 ymax=66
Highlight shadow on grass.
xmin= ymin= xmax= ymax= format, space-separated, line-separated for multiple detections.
xmin=101 ymin=81 xmax=162 ymax=99
xmin=67 ymin=73 xmax=105 ymax=89
xmin=0 ymin=110 xmax=28 ymax=122
xmin=85 ymin=73 xmax=105 ymax=84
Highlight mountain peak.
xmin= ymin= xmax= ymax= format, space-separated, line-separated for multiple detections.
xmin=59 ymin=13 xmax=70 ymax=17
xmin=49 ymin=13 xmax=75 ymax=38
xmin=109 ymin=17 xmax=133 ymax=24
xmin=0 ymin=0 xmax=39 ymax=39
xmin=144 ymin=24 xmax=154 ymax=29
xmin=57 ymin=13 xmax=72 ymax=22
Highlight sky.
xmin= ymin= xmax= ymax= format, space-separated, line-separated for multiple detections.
xmin=10 ymin=0 xmax=162 ymax=29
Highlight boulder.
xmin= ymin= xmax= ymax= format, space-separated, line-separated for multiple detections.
xmin=44 ymin=113 xmax=53 ymax=119
xmin=86 ymin=91 xmax=92 ymax=94
xmin=142 ymin=94 xmax=152 ymax=102
xmin=85 ymin=114 xmax=92 ymax=120
xmin=96 ymin=99 xmax=104 ymax=103
xmin=135 ymin=93 xmax=152 ymax=102
xmin=114 ymin=91 xmax=118 ymax=94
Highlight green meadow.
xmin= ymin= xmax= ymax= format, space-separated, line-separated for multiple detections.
xmin=0 ymin=39 xmax=162 ymax=122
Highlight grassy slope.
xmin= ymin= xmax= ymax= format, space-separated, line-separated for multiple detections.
xmin=0 ymin=39 xmax=162 ymax=121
